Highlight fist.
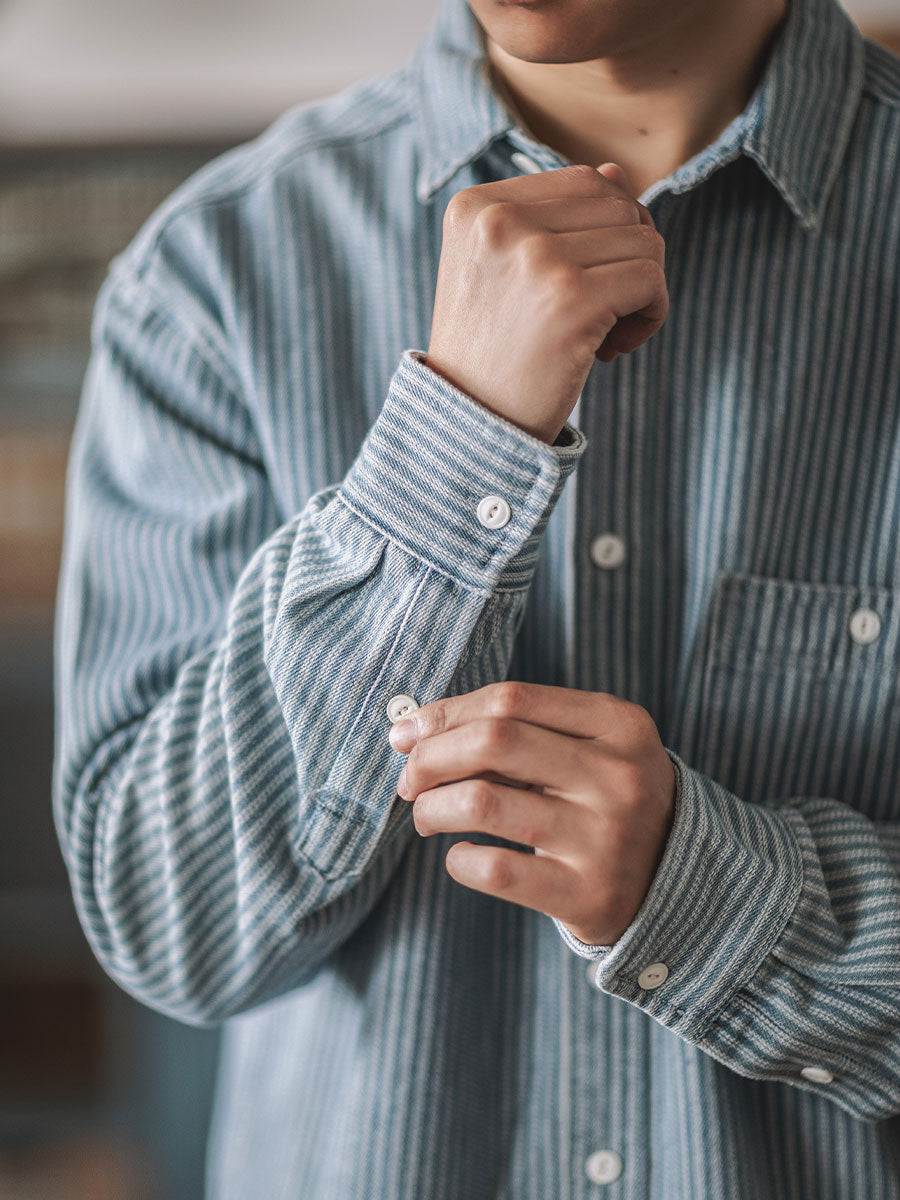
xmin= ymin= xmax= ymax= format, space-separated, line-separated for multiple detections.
xmin=426 ymin=163 xmax=668 ymax=444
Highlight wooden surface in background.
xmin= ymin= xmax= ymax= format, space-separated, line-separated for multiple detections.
xmin=0 ymin=976 xmax=101 ymax=1096
xmin=0 ymin=428 xmax=69 ymax=606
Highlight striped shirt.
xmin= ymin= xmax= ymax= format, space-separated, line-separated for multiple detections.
xmin=54 ymin=0 xmax=900 ymax=1195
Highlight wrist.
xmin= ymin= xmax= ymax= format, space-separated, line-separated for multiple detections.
xmin=423 ymin=354 xmax=563 ymax=446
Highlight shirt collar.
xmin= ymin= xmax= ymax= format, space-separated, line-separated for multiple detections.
xmin=412 ymin=0 xmax=865 ymax=230
xmin=741 ymin=0 xmax=865 ymax=231
xmin=412 ymin=0 xmax=514 ymax=204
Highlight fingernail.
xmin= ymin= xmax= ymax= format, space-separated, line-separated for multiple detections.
xmin=389 ymin=720 xmax=416 ymax=753
xmin=397 ymin=766 xmax=408 ymax=798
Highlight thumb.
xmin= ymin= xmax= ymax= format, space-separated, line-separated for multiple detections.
xmin=596 ymin=161 xmax=655 ymax=228
xmin=596 ymin=161 xmax=632 ymax=192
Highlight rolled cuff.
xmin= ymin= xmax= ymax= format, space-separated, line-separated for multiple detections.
xmin=340 ymin=350 xmax=586 ymax=592
xmin=562 ymin=752 xmax=803 ymax=1043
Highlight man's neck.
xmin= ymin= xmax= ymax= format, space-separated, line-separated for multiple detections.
xmin=487 ymin=1 xmax=788 ymax=197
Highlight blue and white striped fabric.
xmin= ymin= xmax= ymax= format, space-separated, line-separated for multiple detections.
xmin=54 ymin=0 xmax=900 ymax=1195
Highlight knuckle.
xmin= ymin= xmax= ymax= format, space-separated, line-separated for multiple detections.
xmin=592 ymin=305 xmax=619 ymax=340
xmin=605 ymin=195 xmax=640 ymax=225
xmin=420 ymin=704 xmax=446 ymax=739
xmin=519 ymin=821 xmax=544 ymax=849
xmin=518 ymin=232 xmax=554 ymax=272
xmin=565 ymin=163 xmax=601 ymax=185
xmin=545 ymin=262 xmax=582 ymax=304
xmin=570 ymin=741 xmax=598 ymax=779
xmin=443 ymin=188 xmax=477 ymax=232
xmin=634 ymin=256 xmax=665 ymax=285
xmin=482 ymin=850 xmax=514 ymax=892
xmin=639 ymin=225 xmax=665 ymax=256
xmin=641 ymin=258 xmax=668 ymax=290
xmin=487 ymin=680 xmax=528 ymax=720
xmin=463 ymin=780 xmax=497 ymax=826
xmin=475 ymin=200 xmax=518 ymax=244
xmin=623 ymin=701 xmax=656 ymax=744
xmin=477 ymin=717 xmax=514 ymax=755
xmin=629 ymin=700 xmax=654 ymax=727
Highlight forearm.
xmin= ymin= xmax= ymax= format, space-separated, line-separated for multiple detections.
xmin=54 ymin=280 xmax=585 ymax=1023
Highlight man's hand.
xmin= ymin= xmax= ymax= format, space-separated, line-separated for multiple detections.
xmin=426 ymin=163 xmax=668 ymax=444
xmin=388 ymin=682 xmax=676 ymax=947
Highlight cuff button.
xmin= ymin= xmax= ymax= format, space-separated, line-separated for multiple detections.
xmin=476 ymin=495 xmax=511 ymax=530
xmin=637 ymin=962 xmax=669 ymax=990
xmin=387 ymin=694 xmax=420 ymax=724
xmin=800 ymin=1066 xmax=834 ymax=1084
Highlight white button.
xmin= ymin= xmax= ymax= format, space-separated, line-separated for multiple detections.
xmin=511 ymin=151 xmax=542 ymax=174
xmin=585 ymin=1150 xmax=623 ymax=1185
xmin=848 ymin=607 xmax=881 ymax=645
xmin=637 ymin=961 xmax=669 ymax=990
xmin=800 ymin=1065 xmax=834 ymax=1084
xmin=386 ymin=693 xmax=419 ymax=723
xmin=590 ymin=534 xmax=627 ymax=570
xmin=586 ymin=961 xmax=600 ymax=987
xmin=476 ymin=495 xmax=511 ymax=530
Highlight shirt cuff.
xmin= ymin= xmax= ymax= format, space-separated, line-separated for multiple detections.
xmin=561 ymin=751 xmax=803 ymax=1043
xmin=553 ymin=918 xmax=612 ymax=962
xmin=339 ymin=350 xmax=586 ymax=592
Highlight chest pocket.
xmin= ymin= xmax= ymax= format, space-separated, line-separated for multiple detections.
xmin=676 ymin=573 xmax=900 ymax=821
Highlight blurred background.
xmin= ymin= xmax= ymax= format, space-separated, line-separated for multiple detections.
xmin=0 ymin=1 xmax=897 ymax=1197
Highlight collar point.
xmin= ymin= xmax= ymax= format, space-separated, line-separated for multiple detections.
xmin=416 ymin=176 xmax=435 ymax=206
xmin=797 ymin=211 xmax=822 ymax=235
xmin=779 ymin=185 xmax=824 ymax=233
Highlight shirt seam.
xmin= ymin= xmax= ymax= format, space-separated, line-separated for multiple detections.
xmin=336 ymin=492 xmax=531 ymax=597
xmin=126 ymin=106 xmax=416 ymax=283
xmin=100 ymin=267 xmax=245 ymax=397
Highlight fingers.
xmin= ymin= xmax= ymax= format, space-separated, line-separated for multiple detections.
xmin=411 ymin=777 xmax=578 ymax=855
xmin=554 ymin=223 xmax=665 ymax=269
xmin=596 ymin=161 xmax=630 ymax=191
xmin=443 ymin=840 xmax=581 ymax=919
xmin=596 ymin=312 xmax=663 ymax=360
xmin=401 ymin=717 xmax=594 ymax=800
xmin=596 ymin=161 xmax=655 ymax=227
xmin=585 ymin=258 xmax=669 ymax=329
xmin=521 ymin=193 xmax=644 ymax=233
xmin=392 ymin=681 xmax=636 ymax=748
xmin=459 ymin=161 xmax=633 ymax=207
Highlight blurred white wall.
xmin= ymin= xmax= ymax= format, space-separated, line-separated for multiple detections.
xmin=0 ymin=0 xmax=896 ymax=144
xmin=0 ymin=0 xmax=442 ymax=143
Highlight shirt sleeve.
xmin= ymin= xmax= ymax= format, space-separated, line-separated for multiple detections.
xmin=54 ymin=262 xmax=586 ymax=1027
xmin=554 ymin=752 xmax=900 ymax=1122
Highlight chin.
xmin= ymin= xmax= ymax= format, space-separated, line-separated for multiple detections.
xmin=466 ymin=0 xmax=684 ymax=64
